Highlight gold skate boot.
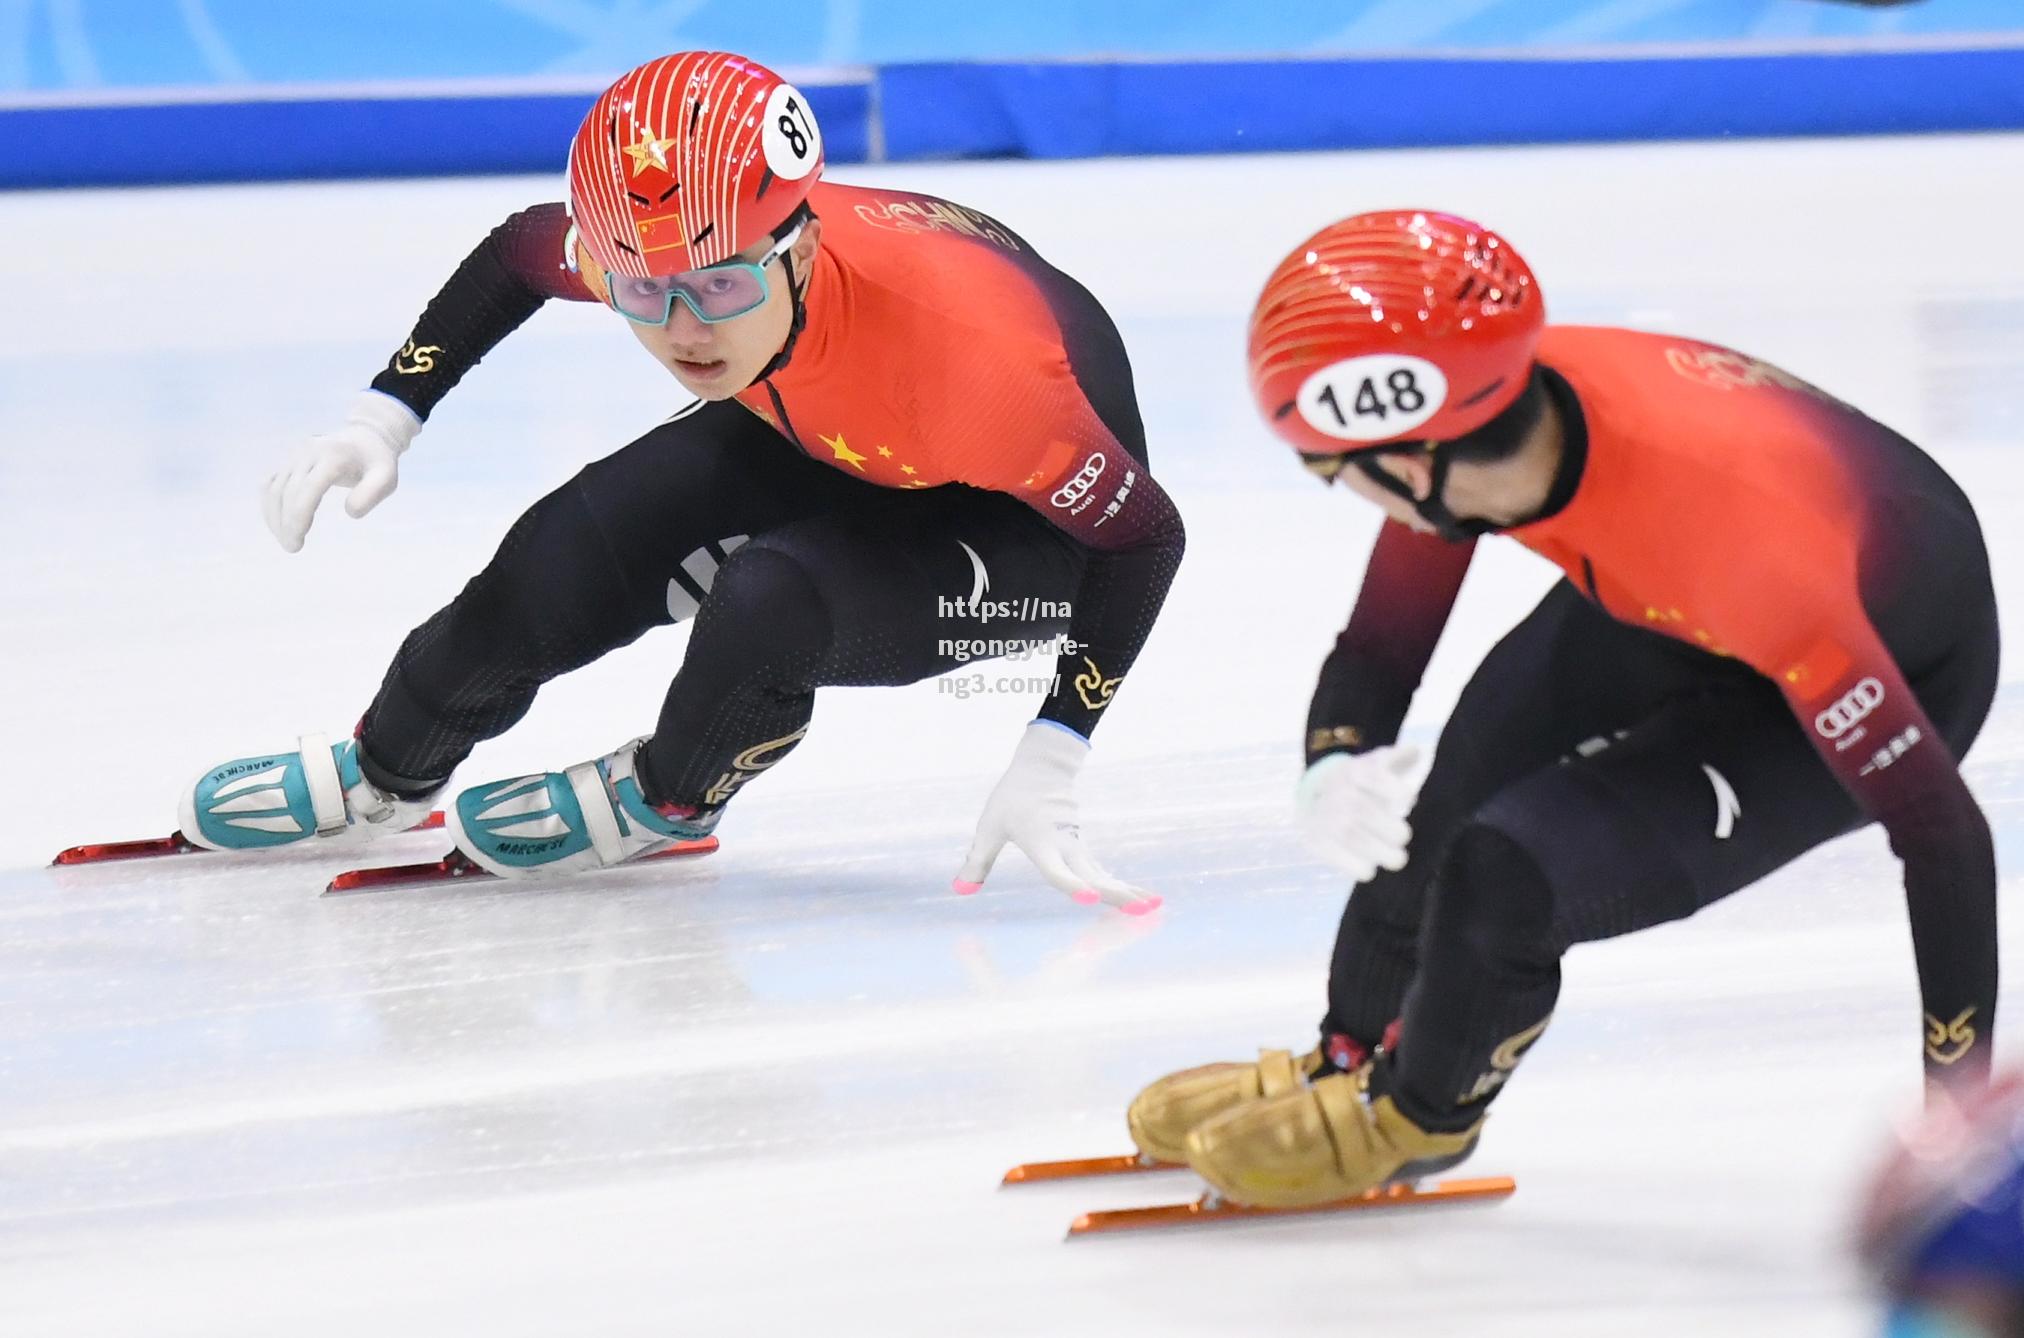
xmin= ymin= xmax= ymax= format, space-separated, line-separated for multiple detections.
xmin=1125 ymin=1025 xmax=1397 ymax=1165
xmin=1182 ymin=1073 xmax=1482 ymax=1209
xmin=1126 ymin=1047 xmax=1320 ymax=1164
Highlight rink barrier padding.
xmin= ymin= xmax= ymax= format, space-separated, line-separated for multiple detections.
xmin=0 ymin=80 xmax=873 ymax=189
xmin=879 ymin=43 xmax=2024 ymax=159
xmin=4 ymin=43 xmax=2024 ymax=188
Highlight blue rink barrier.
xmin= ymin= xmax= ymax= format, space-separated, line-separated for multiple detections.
xmin=881 ymin=44 xmax=2024 ymax=159
xmin=4 ymin=43 xmax=2024 ymax=188
xmin=0 ymin=79 xmax=873 ymax=189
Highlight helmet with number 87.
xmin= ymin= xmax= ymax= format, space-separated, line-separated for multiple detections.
xmin=567 ymin=50 xmax=825 ymax=290
xmin=1248 ymin=210 xmax=1544 ymax=462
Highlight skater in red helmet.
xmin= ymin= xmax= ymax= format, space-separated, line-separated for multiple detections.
xmin=1129 ymin=210 xmax=1998 ymax=1207
xmin=179 ymin=52 xmax=1180 ymax=913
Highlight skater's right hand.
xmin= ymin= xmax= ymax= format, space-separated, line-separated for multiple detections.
xmin=954 ymin=721 xmax=1162 ymax=915
xmin=263 ymin=390 xmax=422 ymax=552
xmin=1295 ymin=745 xmax=1422 ymax=884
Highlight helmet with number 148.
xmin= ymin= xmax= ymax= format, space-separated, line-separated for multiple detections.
xmin=1247 ymin=210 xmax=1546 ymax=538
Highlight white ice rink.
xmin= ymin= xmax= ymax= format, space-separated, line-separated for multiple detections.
xmin=1 ymin=134 xmax=2021 ymax=1336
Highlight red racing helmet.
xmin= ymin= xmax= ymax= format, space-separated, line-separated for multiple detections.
xmin=567 ymin=51 xmax=825 ymax=283
xmin=1248 ymin=210 xmax=1545 ymax=459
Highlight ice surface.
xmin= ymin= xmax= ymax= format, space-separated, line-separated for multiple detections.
xmin=0 ymin=135 xmax=2020 ymax=1336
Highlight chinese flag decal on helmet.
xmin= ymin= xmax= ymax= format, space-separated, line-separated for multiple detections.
xmin=567 ymin=51 xmax=825 ymax=280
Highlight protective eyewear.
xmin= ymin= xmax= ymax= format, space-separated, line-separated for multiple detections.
xmin=1300 ymin=451 xmax=1355 ymax=482
xmin=603 ymin=221 xmax=804 ymax=326
xmin=1299 ymin=439 xmax=1437 ymax=483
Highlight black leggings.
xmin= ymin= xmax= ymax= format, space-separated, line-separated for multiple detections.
xmin=357 ymin=402 xmax=1084 ymax=805
xmin=1327 ymin=571 xmax=1998 ymax=1130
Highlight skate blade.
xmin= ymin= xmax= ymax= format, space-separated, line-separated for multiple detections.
xmin=323 ymin=835 xmax=720 ymax=896
xmin=1001 ymin=1153 xmax=1181 ymax=1185
xmin=1066 ymin=1175 xmax=1517 ymax=1237
xmin=51 ymin=812 xmax=446 ymax=866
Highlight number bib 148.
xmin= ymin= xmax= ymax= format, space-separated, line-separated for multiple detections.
xmin=1295 ymin=354 xmax=1447 ymax=442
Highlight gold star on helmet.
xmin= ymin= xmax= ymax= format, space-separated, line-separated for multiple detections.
xmin=623 ymin=133 xmax=679 ymax=175
xmin=819 ymin=431 xmax=867 ymax=471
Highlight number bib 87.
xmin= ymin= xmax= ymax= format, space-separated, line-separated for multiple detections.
xmin=1295 ymin=354 xmax=1447 ymax=443
xmin=762 ymin=83 xmax=823 ymax=180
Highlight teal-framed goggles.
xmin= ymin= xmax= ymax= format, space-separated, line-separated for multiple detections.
xmin=597 ymin=221 xmax=805 ymax=326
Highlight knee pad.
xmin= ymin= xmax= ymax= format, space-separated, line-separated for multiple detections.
xmin=689 ymin=541 xmax=834 ymax=678
xmin=1427 ymin=822 xmax=1560 ymax=969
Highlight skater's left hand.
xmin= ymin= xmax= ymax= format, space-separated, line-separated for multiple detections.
xmin=954 ymin=721 xmax=1162 ymax=915
xmin=1294 ymin=745 xmax=1420 ymax=883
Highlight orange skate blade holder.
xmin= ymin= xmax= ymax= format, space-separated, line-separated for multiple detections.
xmin=51 ymin=811 xmax=447 ymax=867
xmin=1000 ymin=1153 xmax=1181 ymax=1185
xmin=1065 ymin=1175 xmax=1517 ymax=1237
xmin=323 ymin=834 xmax=719 ymax=895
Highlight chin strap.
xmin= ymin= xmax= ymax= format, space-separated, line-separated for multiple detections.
xmin=1355 ymin=448 xmax=1500 ymax=542
xmin=1345 ymin=368 xmax=1553 ymax=540
xmin=749 ymin=247 xmax=810 ymax=388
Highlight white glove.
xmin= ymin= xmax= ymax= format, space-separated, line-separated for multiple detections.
xmin=1295 ymin=745 xmax=1422 ymax=884
xmin=953 ymin=721 xmax=1161 ymax=915
xmin=262 ymin=390 xmax=422 ymax=552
